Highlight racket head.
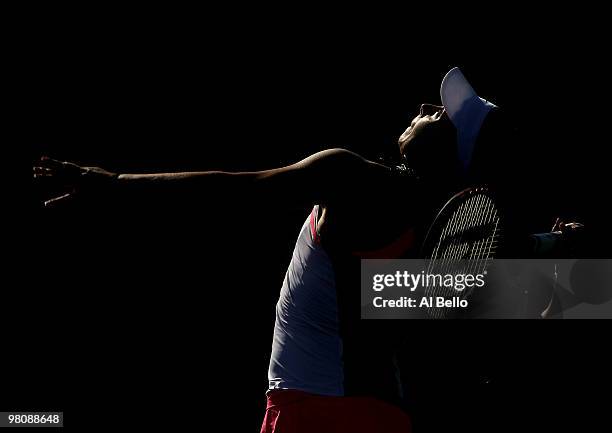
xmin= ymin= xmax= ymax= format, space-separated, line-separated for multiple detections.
xmin=420 ymin=186 xmax=504 ymax=318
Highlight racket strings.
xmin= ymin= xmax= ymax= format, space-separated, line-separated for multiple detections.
xmin=426 ymin=192 xmax=501 ymax=319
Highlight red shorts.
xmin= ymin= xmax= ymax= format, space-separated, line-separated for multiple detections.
xmin=260 ymin=390 xmax=411 ymax=433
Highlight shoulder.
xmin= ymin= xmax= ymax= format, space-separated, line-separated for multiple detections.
xmin=252 ymin=148 xmax=401 ymax=209
xmin=295 ymin=148 xmax=391 ymax=177
xmin=259 ymin=148 xmax=393 ymax=192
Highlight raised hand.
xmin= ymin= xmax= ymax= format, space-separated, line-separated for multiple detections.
xmin=33 ymin=157 xmax=117 ymax=207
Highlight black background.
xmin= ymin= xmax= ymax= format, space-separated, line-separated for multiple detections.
xmin=16 ymin=6 xmax=612 ymax=431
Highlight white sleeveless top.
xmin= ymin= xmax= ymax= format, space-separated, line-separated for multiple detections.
xmin=267 ymin=205 xmax=344 ymax=396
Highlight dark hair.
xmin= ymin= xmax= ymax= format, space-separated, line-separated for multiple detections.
xmin=468 ymin=108 xmax=558 ymax=237
xmin=467 ymin=107 xmax=521 ymax=187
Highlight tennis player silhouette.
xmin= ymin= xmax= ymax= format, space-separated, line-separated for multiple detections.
xmin=34 ymin=68 xmax=503 ymax=433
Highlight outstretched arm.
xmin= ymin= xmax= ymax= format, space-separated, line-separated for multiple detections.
xmin=33 ymin=149 xmax=390 ymax=209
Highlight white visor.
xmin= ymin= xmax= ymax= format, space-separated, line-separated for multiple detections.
xmin=440 ymin=67 xmax=496 ymax=170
